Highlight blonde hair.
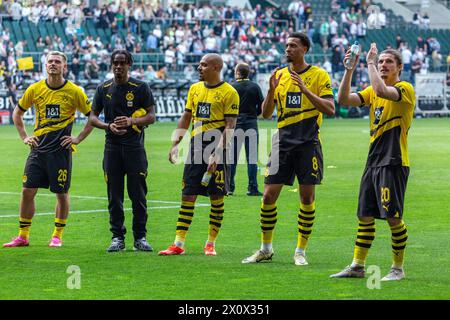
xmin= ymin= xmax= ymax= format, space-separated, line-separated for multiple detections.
xmin=46 ymin=51 xmax=68 ymax=63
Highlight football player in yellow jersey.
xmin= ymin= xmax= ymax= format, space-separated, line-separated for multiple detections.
xmin=242 ymin=32 xmax=335 ymax=266
xmin=331 ymin=43 xmax=415 ymax=281
xmin=3 ymin=51 xmax=93 ymax=248
xmin=159 ymin=53 xmax=239 ymax=256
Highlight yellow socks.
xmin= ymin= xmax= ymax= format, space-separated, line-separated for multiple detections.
xmin=260 ymin=203 xmax=277 ymax=251
xmin=390 ymin=220 xmax=408 ymax=269
xmin=175 ymin=200 xmax=195 ymax=247
xmin=19 ymin=217 xmax=32 ymax=240
xmin=352 ymin=220 xmax=375 ymax=266
xmin=297 ymin=202 xmax=316 ymax=252
xmin=207 ymin=198 xmax=224 ymax=244
xmin=52 ymin=218 xmax=67 ymax=239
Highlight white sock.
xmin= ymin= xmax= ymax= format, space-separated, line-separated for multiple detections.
xmin=295 ymin=248 xmax=305 ymax=255
xmin=261 ymin=243 xmax=273 ymax=252
xmin=351 ymin=261 xmax=364 ymax=268
xmin=174 ymin=240 xmax=184 ymax=248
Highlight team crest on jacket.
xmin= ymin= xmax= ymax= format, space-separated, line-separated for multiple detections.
xmin=126 ymin=92 xmax=134 ymax=107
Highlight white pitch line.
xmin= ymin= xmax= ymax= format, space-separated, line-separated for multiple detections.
xmin=0 ymin=203 xmax=210 ymax=219
xmin=0 ymin=192 xmax=197 ymax=205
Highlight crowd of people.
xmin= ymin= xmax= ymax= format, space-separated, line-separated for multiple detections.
xmin=0 ymin=0 xmax=448 ymax=92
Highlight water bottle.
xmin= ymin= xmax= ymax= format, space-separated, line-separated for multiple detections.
xmin=201 ymin=171 xmax=212 ymax=187
xmin=344 ymin=41 xmax=360 ymax=70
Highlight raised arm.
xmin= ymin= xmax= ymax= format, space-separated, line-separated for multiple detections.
xmin=366 ymin=43 xmax=401 ymax=101
xmin=290 ymin=71 xmax=335 ymax=116
xmin=337 ymin=49 xmax=365 ymax=107
xmin=261 ymin=67 xmax=281 ymax=119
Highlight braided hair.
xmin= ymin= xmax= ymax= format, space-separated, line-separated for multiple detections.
xmin=110 ymin=49 xmax=134 ymax=66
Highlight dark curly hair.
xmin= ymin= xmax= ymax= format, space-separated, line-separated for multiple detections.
xmin=110 ymin=50 xmax=134 ymax=66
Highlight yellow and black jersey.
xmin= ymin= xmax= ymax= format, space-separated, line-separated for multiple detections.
xmin=357 ymin=81 xmax=415 ymax=167
xmin=92 ymin=77 xmax=155 ymax=149
xmin=18 ymin=79 xmax=91 ymax=153
xmin=185 ymin=81 xmax=239 ymax=139
xmin=274 ymin=65 xmax=333 ymax=150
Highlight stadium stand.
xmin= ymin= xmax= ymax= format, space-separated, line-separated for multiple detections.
xmin=0 ymin=0 xmax=449 ymax=118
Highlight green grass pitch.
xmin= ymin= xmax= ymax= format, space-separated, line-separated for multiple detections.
xmin=0 ymin=118 xmax=449 ymax=300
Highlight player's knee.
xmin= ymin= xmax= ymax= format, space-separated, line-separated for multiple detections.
xmin=182 ymin=195 xmax=197 ymax=203
xmin=262 ymin=191 xmax=276 ymax=204
xmin=300 ymin=195 xmax=314 ymax=205
xmin=358 ymin=217 xmax=375 ymax=223
xmin=22 ymin=188 xmax=37 ymax=200
xmin=387 ymin=217 xmax=402 ymax=226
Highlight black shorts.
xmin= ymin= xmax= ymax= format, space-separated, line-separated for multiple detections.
xmin=264 ymin=143 xmax=323 ymax=186
xmin=182 ymin=149 xmax=229 ymax=197
xmin=22 ymin=149 xmax=72 ymax=193
xmin=357 ymin=165 xmax=409 ymax=220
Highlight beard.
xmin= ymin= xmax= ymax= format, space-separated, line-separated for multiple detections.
xmin=286 ymin=56 xmax=293 ymax=63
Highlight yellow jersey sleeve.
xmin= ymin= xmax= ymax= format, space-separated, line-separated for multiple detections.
xmin=318 ymin=70 xmax=333 ymax=98
xmin=74 ymin=87 xmax=92 ymax=115
xmin=18 ymin=83 xmax=36 ymax=111
xmin=185 ymin=85 xmax=195 ymax=112
xmin=224 ymin=88 xmax=240 ymax=117
xmin=394 ymin=82 xmax=415 ymax=106
xmin=357 ymin=86 xmax=373 ymax=106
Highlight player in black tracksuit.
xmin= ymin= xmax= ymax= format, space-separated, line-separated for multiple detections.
xmin=89 ymin=50 xmax=156 ymax=252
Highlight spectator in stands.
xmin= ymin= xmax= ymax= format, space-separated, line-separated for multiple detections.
xmin=184 ymin=64 xmax=195 ymax=81
xmin=412 ymin=47 xmax=425 ymax=63
xmin=354 ymin=62 xmax=369 ymax=86
xmin=410 ymin=58 xmax=422 ymax=85
xmin=84 ymin=59 xmax=100 ymax=80
xmin=431 ymin=50 xmax=442 ymax=72
xmin=153 ymin=24 xmax=163 ymax=40
xmin=412 ymin=11 xmax=421 ymax=28
xmin=144 ymin=65 xmax=157 ymax=81
xmin=14 ymin=40 xmax=25 ymax=58
xmin=71 ymin=57 xmax=81 ymax=81
xmin=329 ymin=16 xmax=339 ymax=40
xmin=416 ymin=36 xmax=426 ymax=50
xmin=378 ymin=10 xmax=386 ymax=28
xmin=395 ymin=34 xmax=404 ymax=50
xmin=322 ymin=58 xmax=332 ymax=74
xmin=164 ymin=45 xmax=176 ymax=70
xmin=356 ymin=18 xmax=367 ymax=39
xmin=400 ymin=43 xmax=412 ymax=73
xmin=319 ymin=17 xmax=330 ymax=49
xmin=146 ymin=32 xmax=158 ymax=53
xmin=421 ymin=12 xmax=430 ymax=30
xmin=7 ymin=83 xmax=17 ymax=124
xmin=10 ymin=1 xmax=22 ymax=21
xmin=331 ymin=45 xmax=343 ymax=80
xmin=125 ymin=32 xmax=135 ymax=52
xmin=204 ymin=33 xmax=218 ymax=53
xmin=156 ymin=66 xmax=167 ymax=80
